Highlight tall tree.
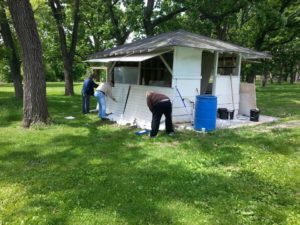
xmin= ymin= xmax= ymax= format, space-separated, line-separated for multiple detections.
xmin=143 ymin=0 xmax=186 ymax=36
xmin=48 ymin=0 xmax=80 ymax=95
xmin=105 ymin=0 xmax=130 ymax=45
xmin=6 ymin=0 xmax=49 ymax=127
xmin=0 ymin=1 xmax=23 ymax=99
xmin=184 ymin=0 xmax=252 ymax=40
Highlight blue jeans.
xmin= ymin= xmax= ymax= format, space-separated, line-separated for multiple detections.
xmin=94 ymin=91 xmax=106 ymax=119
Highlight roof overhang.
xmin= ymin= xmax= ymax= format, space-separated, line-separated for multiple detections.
xmin=86 ymin=50 xmax=171 ymax=63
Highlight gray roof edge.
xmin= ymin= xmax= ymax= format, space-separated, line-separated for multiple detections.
xmin=87 ymin=30 xmax=271 ymax=60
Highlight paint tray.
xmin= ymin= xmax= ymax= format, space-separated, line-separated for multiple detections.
xmin=135 ymin=129 xmax=150 ymax=135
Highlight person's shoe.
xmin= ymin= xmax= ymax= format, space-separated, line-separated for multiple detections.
xmin=101 ymin=118 xmax=109 ymax=121
xmin=168 ymin=132 xmax=175 ymax=136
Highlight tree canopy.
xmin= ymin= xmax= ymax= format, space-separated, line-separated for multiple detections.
xmin=0 ymin=0 xmax=299 ymax=85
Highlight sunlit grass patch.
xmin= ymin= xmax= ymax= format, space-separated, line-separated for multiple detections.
xmin=0 ymin=82 xmax=299 ymax=224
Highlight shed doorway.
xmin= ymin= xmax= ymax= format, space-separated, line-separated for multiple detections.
xmin=201 ymin=51 xmax=215 ymax=94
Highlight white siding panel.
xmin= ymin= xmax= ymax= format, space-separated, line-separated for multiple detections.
xmin=106 ymin=84 xmax=130 ymax=121
xmin=172 ymin=79 xmax=201 ymax=101
xmin=121 ymin=85 xmax=192 ymax=129
xmin=214 ymin=75 xmax=240 ymax=116
xmin=173 ymin=46 xmax=202 ymax=98
xmin=173 ymin=47 xmax=202 ymax=77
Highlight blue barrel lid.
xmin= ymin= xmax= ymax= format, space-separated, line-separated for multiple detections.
xmin=196 ymin=95 xmax=217 ymax=99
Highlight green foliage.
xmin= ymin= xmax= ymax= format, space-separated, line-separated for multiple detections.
xmin=0 ymin=83 xmax=300 ymax=224
xmin=0 ymin=47 xmax=10 ymax=82
xmin=1 ymin=0 xmax=299 ymax=84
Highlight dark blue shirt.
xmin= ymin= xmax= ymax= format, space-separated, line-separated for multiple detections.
xmin=81 ymin=78 xmax=98 ymax=96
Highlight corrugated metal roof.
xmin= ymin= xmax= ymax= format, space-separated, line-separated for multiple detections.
xmin=88 ymin=30 xmax=271 ymax=60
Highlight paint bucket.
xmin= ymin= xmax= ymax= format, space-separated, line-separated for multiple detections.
xmin=250 ymin=109 xmax=260 ymax=122
xmin=228 ymin=109 xmax=234 ymax=120
xmin=194 ymin=95 xmax=217 ymax=131
xmin=217 ymin=108 xmax=228 ymax=119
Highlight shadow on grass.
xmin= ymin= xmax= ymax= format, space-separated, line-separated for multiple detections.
xmin=0 ymin=83 xmax=299 ymax=224
xmin=0 ymin=124 xmax=299 ymax=224
xmin=0 ymin=92 xmax=22 ymax=127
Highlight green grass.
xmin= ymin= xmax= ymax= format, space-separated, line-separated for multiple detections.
xmin=256 ymin=83 xmax=300 ymax=120
xmin=0 ymin=83 xmax=300 ymax=225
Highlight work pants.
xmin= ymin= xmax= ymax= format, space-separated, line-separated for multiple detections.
xmin=150 ymin=101 xmax=174 ymax=137
xmin=82 ymin=93 xmax=90 ymax=114
xmin=94 ymin=91 xmax=107 ymax=119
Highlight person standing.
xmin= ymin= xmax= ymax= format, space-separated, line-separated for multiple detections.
xmin=146 ymin=91 xmax=174 ymax=137
xmin=81 ymin=74 xmax=98 ymax=114
xmin=94 ymin=80 xmax=117 ymax=120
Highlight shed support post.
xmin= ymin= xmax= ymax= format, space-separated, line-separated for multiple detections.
xmin=159 ymin=55 xmax=173 ymax=77
xmin=237 ymin=54 xmax=242 ymax=78
xmin=137 ymin=62 xmax=141 ymax=85
xmin=212 ymin=52 xmax=219 ymax=95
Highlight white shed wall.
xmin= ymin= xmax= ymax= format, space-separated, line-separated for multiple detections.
xmin=172 ymin=47 xmax=202 ymax=101
xmin=214 ymin=75 xmax=240 ymax=113
xmin=105 ymin=85 xmax=193 ymax=129
xmin=106 ymin=84 xmax=130 ymax=121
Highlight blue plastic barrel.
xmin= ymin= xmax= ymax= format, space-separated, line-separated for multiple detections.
xmin=194 ymin=95 xmax=217 ymax=131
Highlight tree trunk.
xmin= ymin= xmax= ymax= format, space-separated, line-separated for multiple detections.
xmin=270 ymin=71 xmax=273 ymax=84
xmin=7 ymin=0 xmax=49 ymax=127
xmin=0 ymin=4 xmax=23 ymax=99
xmin=48 ymin=0 xmax=80 ymax=96
xmin=246 ymin=73 xmax=256 ymax=83
xmin=63 ymin=58 xmax=74 ymax=95
xmin=105 ymin=0 xmax=129 ymax=45
xmin=261 ymin=60 xmax=267 ymax=87
xmin=246 ymin=66 xmax=256 ymax=83
xmin=289 ymin=64 xmax=295 ymax=84
xmin=278 ymin=64 xmax=283 ymax=84
xmin=143 ymin=0 xmax=186 ymax=37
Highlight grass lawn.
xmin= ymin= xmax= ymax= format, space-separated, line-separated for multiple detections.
xmin=0 ymin=82 xmax=299 ymax=225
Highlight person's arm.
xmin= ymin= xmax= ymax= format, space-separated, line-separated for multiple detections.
xmin=92 ymin=80 xmax=98 ymax=88
xmin=147 ymin=96 xmax=153 ymax=112
xmin=106 ymin=85 xmax=116 ymax=101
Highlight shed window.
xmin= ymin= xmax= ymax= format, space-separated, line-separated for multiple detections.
xmin=218 ymin=53 xmax=238 ymax=75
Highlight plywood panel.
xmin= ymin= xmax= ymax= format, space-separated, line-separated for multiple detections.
xmin=239 ymin=82 xmax=257 ymax=116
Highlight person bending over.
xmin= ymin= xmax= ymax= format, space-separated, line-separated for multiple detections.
xmin=146 ymin=91 xmax=174 ymax=137
xmin=94 ymin=80 xmax=117 ymax=120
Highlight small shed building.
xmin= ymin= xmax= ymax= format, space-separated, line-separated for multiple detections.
xmin=87 ymin=30 xmax=270 ymax=129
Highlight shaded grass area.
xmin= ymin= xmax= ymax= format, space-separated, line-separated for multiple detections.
xmin=0 ymin=83 xmax=300 ymax=225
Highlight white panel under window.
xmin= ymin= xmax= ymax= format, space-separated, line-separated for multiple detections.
xmin=214 ymin=75 xmax=240 ymax=112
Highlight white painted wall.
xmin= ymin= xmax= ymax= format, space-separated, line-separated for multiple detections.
xmin=214 ymin=75 xmax=240 ymax=114
xmin=105 ymin=84 xmax=193 ymax=129
xmin=172 ymin=46 xmax=202 ymax=101
xmin=106 ymin=84 xmax=130 ymax=121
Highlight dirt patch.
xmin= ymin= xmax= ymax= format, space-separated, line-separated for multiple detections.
xmin=254 ymin=120 xmax=300 ymax=133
